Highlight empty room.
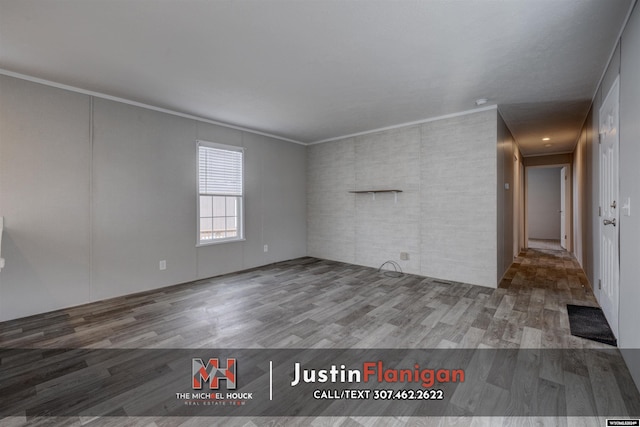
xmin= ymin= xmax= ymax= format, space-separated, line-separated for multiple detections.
xmin=1 ymin=0 xmax=640 ymax=426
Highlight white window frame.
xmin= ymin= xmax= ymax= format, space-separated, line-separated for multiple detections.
xmin=197 ymin=140 xmax=245 ymax=246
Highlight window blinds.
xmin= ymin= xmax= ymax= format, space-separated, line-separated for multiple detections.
xmin=198 ymin=144 xmax=243 ymax=196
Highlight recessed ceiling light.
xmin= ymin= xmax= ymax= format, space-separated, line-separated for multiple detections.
xmin=544 ymin=143 xmax=553 ymax=148
xmin=475 ymin=98 xmax=488 ymax=106
xmin=542 ymin=137 xmax=551 ymax=141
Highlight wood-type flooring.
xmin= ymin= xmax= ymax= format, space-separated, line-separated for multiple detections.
xmin=0 ymin=248 xmax=638 ymax=426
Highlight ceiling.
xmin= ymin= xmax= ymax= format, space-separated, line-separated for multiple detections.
xmin=0 ymin=0 xmax=634 ymax=156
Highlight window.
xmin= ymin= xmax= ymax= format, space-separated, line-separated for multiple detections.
xmin=197 ymin=141 xmax=244 ymax=244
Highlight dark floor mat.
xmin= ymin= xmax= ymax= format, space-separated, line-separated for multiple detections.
xmin=567 ymin=304 xmax=617 ymax=346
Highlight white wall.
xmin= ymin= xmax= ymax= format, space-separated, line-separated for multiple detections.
xmin=527 ymin=167 xmax=562 ymax=240
xmin=308 ymin=109 xmax=499 ymax=287
xmin=0 ymin=75 xmax=307 ymax=321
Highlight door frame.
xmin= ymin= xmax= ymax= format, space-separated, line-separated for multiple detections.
xmin=561 ymin=166 xmax=568 ymax=249
xmin=514 ymin=153 xmax=525 ymax=257
xmin=524 ymin=163 xmax=572 ymax=251
xmin=597 ymin=75 xmax=620 ymax=338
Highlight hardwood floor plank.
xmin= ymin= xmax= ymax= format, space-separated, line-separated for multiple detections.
xmin=0 ymin=249 xmax=638 ymax=425
xmin=564 ymin=371 xmax=598 ymax=417
xmin=449 ymin=345 xmax=496 ymax=413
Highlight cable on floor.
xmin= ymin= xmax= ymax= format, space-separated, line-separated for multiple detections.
xmin=378 ymin=260 xmax=403 ymax=278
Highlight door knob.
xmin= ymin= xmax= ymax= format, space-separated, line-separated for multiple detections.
xmin=603 ymin=218 xmax=616 ymax=226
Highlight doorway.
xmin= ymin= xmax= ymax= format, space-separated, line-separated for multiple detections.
xmin=526 ymin=166 xmax=570 ymax=251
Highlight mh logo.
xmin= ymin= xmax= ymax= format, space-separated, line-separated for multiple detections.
xmin=192 ymin=358 xmax=237 ymax=390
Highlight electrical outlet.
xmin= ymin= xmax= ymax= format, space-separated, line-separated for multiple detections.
xmin=400 ymin=252 xmax=409 ymax=261
xmin=159 ymin=260 xmax=166 ymax=270
xmin=264 ymin=244 xmax=268 ymax=253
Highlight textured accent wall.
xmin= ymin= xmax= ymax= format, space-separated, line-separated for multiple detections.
xmin=308 ymin=109 xmax=499 ymax=287
xmin=307 ymin=138 xmax=356 ymax=264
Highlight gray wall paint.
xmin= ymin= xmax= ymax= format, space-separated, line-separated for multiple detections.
xmin=0 ymin=75 xmax=91 ymax=321
xmin=573 ymin=113 xmax=594 ymax=273
xmin=0 ymin=75 xmax=307 ymax=321
xmin=92 ymin=99 xmax=198 ymax=300
xmin=308 ymin=109 xmax=499 ymax=287
xmin=497 ymin=111 xmax=520 ymax=280
xmin=618 ymin=2 xmax=640 ymax=390
xmin=577 ymin=5 xmax=640 ymax=390
xmin=195 ymin=124 xmax=307 ymax=278
xmin=523 ymin=154 xmax=573 ymax=168
xmin=527 ymin=168 xmax=562 ymax=240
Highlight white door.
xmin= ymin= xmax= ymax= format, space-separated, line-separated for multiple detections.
xmin=560 ymin=167 xmax=567 ymax=249
xmin=599 ymin=76 xmax=620 ymax=338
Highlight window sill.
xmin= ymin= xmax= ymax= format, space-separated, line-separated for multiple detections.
xmin=197 ymin=238 xmax=246 ymax=248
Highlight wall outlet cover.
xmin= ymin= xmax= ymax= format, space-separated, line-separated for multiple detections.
xmin=622 ymin=197 xmax=631 ymax=216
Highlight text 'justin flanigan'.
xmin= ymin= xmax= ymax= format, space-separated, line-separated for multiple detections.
xmin=290 ymin=361 xmax=465 ymax=388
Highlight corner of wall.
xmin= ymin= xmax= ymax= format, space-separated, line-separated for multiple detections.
xmin=496 ymin=110 xmax=518 ymax=285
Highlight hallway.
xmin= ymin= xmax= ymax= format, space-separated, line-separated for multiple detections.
xmin=499 ymin=246 xmax=598 ymax=348
xmin=528 ymin=238 xmax=563 ymax=251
